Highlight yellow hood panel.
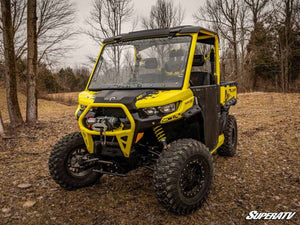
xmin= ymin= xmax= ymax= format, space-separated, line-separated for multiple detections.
xmin=78 ymin=90 xmax=99 ymax=105
xmin=135 ymin=89 xmax=194 ymax=108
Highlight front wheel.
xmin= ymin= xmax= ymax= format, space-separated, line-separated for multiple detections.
xmin=49 ymin=132 xmax=102 ymax=190
xmin=153 ymin=139 xmax=213 ymax=215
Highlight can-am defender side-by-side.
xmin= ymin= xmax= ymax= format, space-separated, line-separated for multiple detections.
xmin=49 ymin=26 xmax=237 ymax=215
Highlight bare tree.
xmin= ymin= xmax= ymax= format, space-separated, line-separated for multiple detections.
xmin=86 ymin=0 xmax=133 ymax=45
xmin=26 ymin=0 xmax=37 ymax=124
xmin=0 ymin=0 xmax=76 ymax=64
xmin=194 ymin=0 xmax=245 ymax=80
xmin=0 ymin=0 xmax=23 ymax=127
xmin=0 ymin=0 xmax=27 ymax=59
xmin=273 ymin=0 xmax=299 ymax=91
xmin=142 ymin=0 xmax=185 ymax=29
xmin=85 ymin=0 xmax=133 ymax=73
xmin=244 ymin=0 xmax=270 ymax=89
xmin=36 ymin=0 xmax=76 ymax=64
xmin=239 ymin=2 xmax=249 ymax=65
xmin=245 ymin=0 xmax=269 ymax=30
xmin=237 ymin=1 xmax=250 ymax=90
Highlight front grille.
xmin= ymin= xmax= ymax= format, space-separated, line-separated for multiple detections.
xmin=94 ymin=107 xmax=127 ymax=118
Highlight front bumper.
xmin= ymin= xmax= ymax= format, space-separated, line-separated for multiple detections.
xmin=78 ymin=103 xmax=135 ymax=158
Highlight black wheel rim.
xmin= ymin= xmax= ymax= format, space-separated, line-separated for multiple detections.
xmin=179 ymin=156 xmax=208 ymax=199
xmin=66 ymin=147 xmax=93 ymax=178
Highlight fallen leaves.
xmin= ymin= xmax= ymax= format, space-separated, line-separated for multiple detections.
xmin=23 ymin=201 xmax=36 ymax=208
xmin=2 ymin=208 xmax=11 ymax=214
xmin=17 ymin=183 xmax=32 ymax=189
xmin=0 ymin=92 xmax=299 ymax=224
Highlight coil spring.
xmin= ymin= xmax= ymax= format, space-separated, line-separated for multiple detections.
xmin=153 ymin=125 xmax=166 ymax=142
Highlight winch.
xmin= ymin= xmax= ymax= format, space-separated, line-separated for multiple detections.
xmin=86 ymin=116 xmax=121 ymax=132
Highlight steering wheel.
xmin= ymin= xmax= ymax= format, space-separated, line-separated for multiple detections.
xmin=189 ymin=80 xmax=195 ymax=86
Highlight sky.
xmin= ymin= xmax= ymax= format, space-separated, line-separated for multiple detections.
xmin=63 ymin=0 xmax=206 ymax=69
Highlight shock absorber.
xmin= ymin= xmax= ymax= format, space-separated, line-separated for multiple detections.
xmin=153 ymin=125 xmax=168 ymax=149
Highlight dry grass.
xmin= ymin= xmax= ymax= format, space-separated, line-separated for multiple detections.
xmin=0 ymin=89 xmax=299 ymax=224
xmin=0 ymin=89 xmax=76 ymax=123
xmin=41 ymin=92 xmax=79 ymax=106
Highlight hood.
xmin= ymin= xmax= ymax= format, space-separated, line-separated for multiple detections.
xmin=93 ymin=89 xmax=155 ymax=110
xmin=79 ymin=89 xmax=194 ymax=110
xmin=135 ymin=89 xmax=193 ymax=108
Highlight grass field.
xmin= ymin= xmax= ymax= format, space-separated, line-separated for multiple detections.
xmin=0 ymin=89 xmax=299 ymax=224
xmin=0 ymin=89 xmax=78 ymax=123
xmin=41 ymin=92 xmax=79 ymax=106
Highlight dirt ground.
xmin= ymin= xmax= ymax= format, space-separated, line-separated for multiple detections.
xmin=0 ymin=90 xmax=299 ymax=224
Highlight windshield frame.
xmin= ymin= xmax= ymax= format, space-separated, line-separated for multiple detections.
xmin=87 ymin=35 xmax=193 ymax=91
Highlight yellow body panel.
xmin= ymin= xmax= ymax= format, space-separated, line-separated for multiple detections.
xmin=160 ymin=96 xmax=194 ymax=124
xmin=78 ymin=90 xmax=98 ymax=105
xmin=210 ymin=134 xmax=225 ymax=154
xmin=182 ymin=33 xmax=198 ymax=89
xmin=135 ymin=89 xmax=193 ymax=108
xmin=215 ymin=35 xmax=220 ymax=85
xmin=85 ymin=44 xmax=105 ymax=91
xmin=75 ymin=90 xmax=98 ymax=119
xmin=220 ymin=85 xmax=237 ymax=105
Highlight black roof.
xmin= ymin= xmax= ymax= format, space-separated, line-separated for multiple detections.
xmin=103 ymin=25 xmax=217 ymax=43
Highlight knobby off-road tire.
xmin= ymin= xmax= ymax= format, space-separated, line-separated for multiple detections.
xmin=218 ymin=115 xmax=238 ymax=156
xmin=153 ymin=139 xmax=213 ymax=215
xmin=49 ymin=132 xmax=101 ymax=190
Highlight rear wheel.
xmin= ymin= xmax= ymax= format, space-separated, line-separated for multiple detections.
xmin=153 ymin=139 xmax=213 ymax=215
xmin=218 ymin=115 xmax=237 ymax=156
xmin=49 ymin=132 xmax=102 ymax=190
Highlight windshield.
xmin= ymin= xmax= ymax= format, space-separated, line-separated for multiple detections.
xmin=88 ymin=36 xmax=192 ymax=90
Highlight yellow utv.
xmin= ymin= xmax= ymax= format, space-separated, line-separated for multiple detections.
xmin=49 ymin=26 xmax=237 ymax=215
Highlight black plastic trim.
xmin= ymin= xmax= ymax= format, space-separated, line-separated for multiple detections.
xmin=132 ymin=113 xmax=162 ymax=132
xmin=220 ymin=81 xmax=236 ymax=87
xmin=103 ymin=26 xmax=217 ymax=43
xmin=182 ymin=104 xmax=201 ymax=118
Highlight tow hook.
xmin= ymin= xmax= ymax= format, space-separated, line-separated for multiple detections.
xmin=100 ymin=127 xmax=107 ymax=146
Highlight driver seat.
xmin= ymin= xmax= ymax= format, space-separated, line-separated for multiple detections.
xmin=190 ymin=55 xmax=210 ymax=86
xmin=164 ymin=49 xmax=185 ymax=75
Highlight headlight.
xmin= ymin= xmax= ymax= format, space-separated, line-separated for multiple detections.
xmin=142 ymin=103 xmax=177 ymax=116
xmin=158 ymin=103 xmax=176 ymax=114
xmin=143 ymin=107 xmax=158 ymax=116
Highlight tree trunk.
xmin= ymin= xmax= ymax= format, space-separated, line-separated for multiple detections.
xmin=221 ymin=59 xmax=226 ymax=81
xmin=0 ymin=111 xmax=5 ymax=136
xmin=284 ymin=0 xmax=292 ymax=92
xmin=284 ymin=51 xmax=289 ymax=92
xmin=0 ymin=0 xmax=24 ymax=127
xmin=232 ymin=26 xmax=238 ymax=81
xmin=252 ymin=73 xmax=258 ymax=90
xmin=233 ymin=43 xmax=238 ymax=81
xmin=26 ymin=0 xmax=38 ymax=124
